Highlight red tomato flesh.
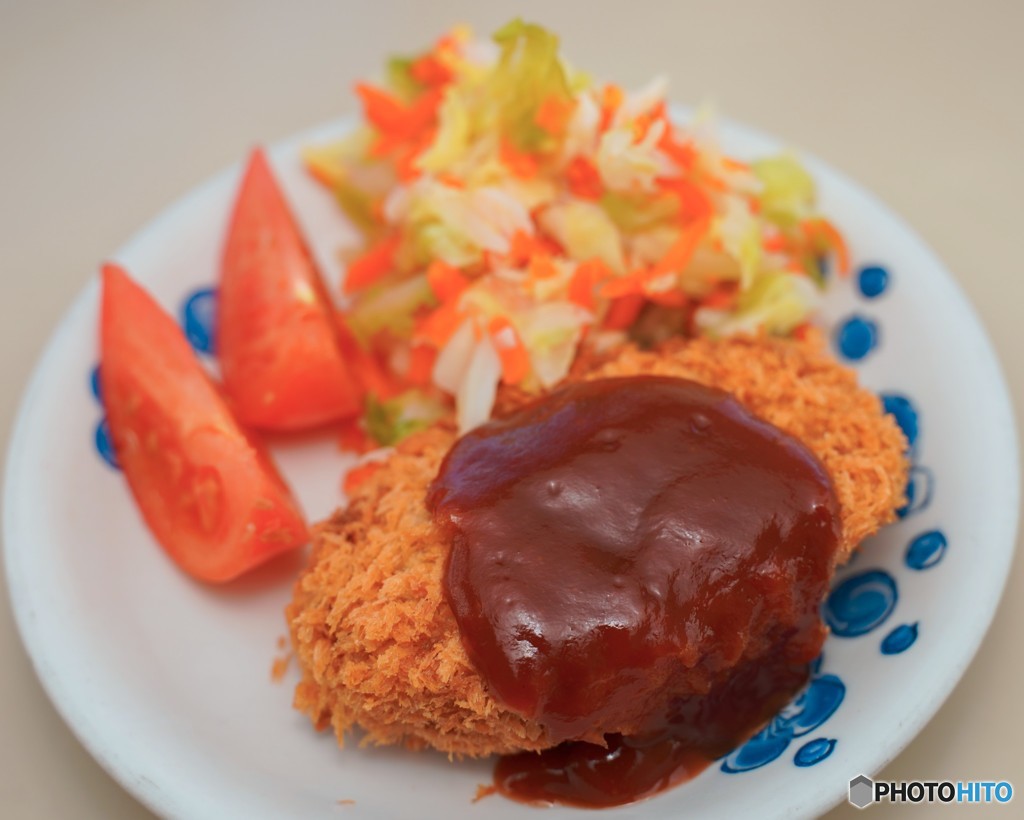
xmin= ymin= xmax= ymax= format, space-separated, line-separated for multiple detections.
xmin=100 ymin=264 xmax=308 ymax=582
xmin=218 ymin=148 xmax=361 ymax=430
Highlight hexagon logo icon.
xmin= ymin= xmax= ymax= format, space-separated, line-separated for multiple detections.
xmin=849 ymin=774 xmax=875 ymax=809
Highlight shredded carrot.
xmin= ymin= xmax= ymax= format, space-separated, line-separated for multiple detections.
xmin=599 ymin=84 xmax=624 ymax=131
xmin=700 ymin=173 xmax=731 ymax=194
xmin=393 ymin=154 xmax=418 ymax=182
xmin=435 ymin=29 xmax=465 ymax=53
xmin=343 ymin=462 xmax=383 ymax=495
xmin=304 ymin=163 xmax=336 ymax=189
xmin=535 ymin=95 xmax=575 ymax=136
xmin=508 ymin=230 xmax=548 ymax=267
xmin=435 ymin=171 xmax=465 ymax=189
xmin=406 ymin=344 xmax=437 ymax=386
xmin=417 ymin=301 xmax=464 ymax=347
xmin=651 ymin=218 xmax=709 ymax=277
xmin=499 ymin=138 xmax=539 ymax=178
xmin=565 ymin=156 xmax=603 ymax=200
xmin=479 ymin=250 xmax=499 ymax=271
xmin=603 ymin=293 xmax=645 ymax=330
xmin=527 ymin=253 xmax=558 ymax=282
xmin=344 ymin=235 xmax=400 ymax=293
xmin=762 ymin=233 xmax=790 ymax=253
xmin=355 ymin=83 xmax=408 ymax=134
xmin=600 ymin=269 xmax=648 ymax=299
xmin=569 ymin=259 xmax=612 ymax=310
xmin=394 ymin=147 xmax=422 ymax=182
xmin=542 ymin=233 xmax=565 ymax=256
xmin=658 ymin=130 xmax=698 ymax=170
xmin=357 ymin=84 xmax=442 ymax=159
xmin=792 ymin=323 xmax=812 ymax=341
xmin=410 ymin=53 xmax=452 ymax=87
xmin=803 ymin=218 xmax=851 ymax=276
xmin=426 ymin=260 xmax=470 ymax=302
xmin=488 ymin=317 xmax=530 ymax=384
xmin=337 ymin=418 xmax=374 ymax=454
xmin=632 ymin=101 xmax=667 ymax=143
xmin=393 ymin=123 xmax=440 ymax=182
xmin=721 ymin=156 xmax=750 ymax=173
xmin=405 ymin=86 xmax=444 ymax=126
xmin=657 ymin=177 xmax=713 ymax=223
xmin=302 ymin=149 xmax=344 ymax=188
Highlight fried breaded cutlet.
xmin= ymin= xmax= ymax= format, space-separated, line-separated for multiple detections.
xmin=286 ymin=332 xmax=909 ymax=757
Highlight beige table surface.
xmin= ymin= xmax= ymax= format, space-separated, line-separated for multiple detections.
xmin=2 ymin=1 xmax=1021 ymax=817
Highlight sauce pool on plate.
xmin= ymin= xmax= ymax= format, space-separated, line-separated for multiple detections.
xmin=427 ymin=376 xmax=841 ymax=807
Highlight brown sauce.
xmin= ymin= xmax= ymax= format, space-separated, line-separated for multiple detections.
xmin=491 ymin=652 xmax=810 ymax=807
xmin=426 ymin=376 xmax=841 ymax=807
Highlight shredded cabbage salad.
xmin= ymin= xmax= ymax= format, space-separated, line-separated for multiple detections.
xmin=305 ymin=20 xmax=849 ymax=445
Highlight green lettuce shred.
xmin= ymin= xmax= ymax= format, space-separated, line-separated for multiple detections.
xmin=752 ymin=154 xmax=815 ymax=228
xmin=365 ymin=389 xmax=448 ymax=446
xmin=490 ymin=19 xmax=574 ymax=151
xmin=347 ymin=273 xmax=435 ymax=342
xmin=600 ymin=191 xmax=679 ymax=233
xmin=385 ymin=56 xmax=423 ymax=101
xmin=715 ymin=271 xmax=815 ymax=336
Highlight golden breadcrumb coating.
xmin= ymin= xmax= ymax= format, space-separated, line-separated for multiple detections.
xmin=287 ymin=332 xmax=908 ymax=757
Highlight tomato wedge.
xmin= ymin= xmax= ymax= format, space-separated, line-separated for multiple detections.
xmin=100 ymin=264 xmax=308 ymax=582
xmin=218 ymin=148 xmax=361 ymax=430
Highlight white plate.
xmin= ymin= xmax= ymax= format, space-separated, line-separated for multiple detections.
xmin=4 ymin=115 xmax=1019 ymax=820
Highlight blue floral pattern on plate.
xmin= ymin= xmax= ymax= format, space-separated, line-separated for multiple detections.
xmin=905 ymin=530 xmax=947 ymax=570
xmin=181 ymin=287 xmax=218 ymax=355
xmin=794 ymin=738 xmax=838 ymax=767
xmin=857 ymin=265 xmax=890 ymax=299
xmin=835 ymin=314 xmax=879 ymax=361
xmin=89 ymin=365 xmax=119 ymax=470
xmin=881 ymin=623 xmax=919 ymax=655
xmin=721 ymin=667 xmax=845 ymax=772
xmin=824 ymin=570 xmax=898 ymax=637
